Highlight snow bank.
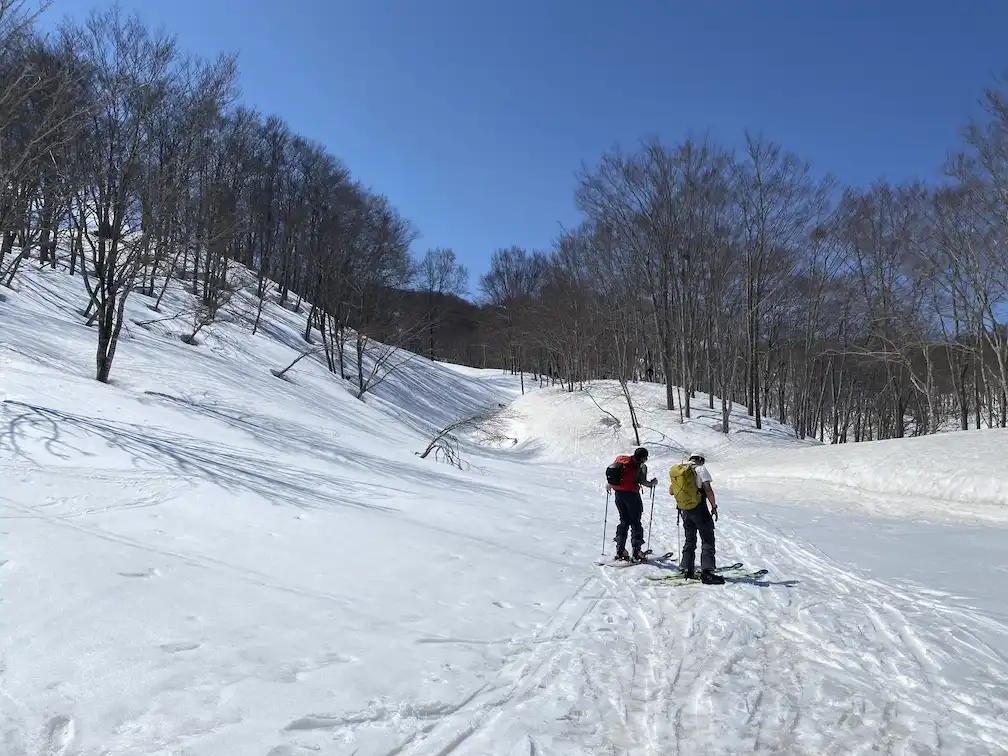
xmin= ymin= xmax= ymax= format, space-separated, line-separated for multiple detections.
xmin=502 ymin=380 xmax=811 ymax=472
xmin=724 ymin=427 xmax=1008 ymax=510
xmin=503 ymin=380 xmax=1008 ymax=521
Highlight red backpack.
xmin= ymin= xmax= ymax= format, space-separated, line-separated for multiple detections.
xmin=605 ymin=455 xmax=638 ymax=491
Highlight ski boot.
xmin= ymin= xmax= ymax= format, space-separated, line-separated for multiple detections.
xmin=615 ymin=548 xmax=630 ymax=561
xmin=631 ymin=549 xmax=650 ymax=563
xmin=700 ymin=570 xmax=725 ymax=585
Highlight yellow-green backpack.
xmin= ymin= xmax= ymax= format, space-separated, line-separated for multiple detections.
xmin=669 ymin=463 xmax=701 ymax=510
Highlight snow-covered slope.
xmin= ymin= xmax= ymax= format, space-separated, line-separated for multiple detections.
xmin=505 ymin=380 xmax=1008 ymax=523
xmin=2 ymin=264 xmax=1007 ymax=755
xmin=723 ymin=426 xmax=1008 ymax=521
xmin=0 ymin=266 xmax=573 ymax=755
xmin=499 ymin=380 xmax=812 ymax=466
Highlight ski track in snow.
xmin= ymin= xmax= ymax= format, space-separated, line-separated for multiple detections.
xmin=6 ymin=456 xmax=1007 ymax=754
xmin=278 ymin=516 xmax=1008 ymax=756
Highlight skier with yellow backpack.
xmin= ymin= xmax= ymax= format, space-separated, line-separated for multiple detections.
xmin=668 ymin=452 xmax=725 ymax=584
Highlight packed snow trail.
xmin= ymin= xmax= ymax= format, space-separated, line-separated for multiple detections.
xmin=270 ymin=497 xmax=1008 ymax=756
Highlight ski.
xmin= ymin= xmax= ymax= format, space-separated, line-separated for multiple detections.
xmin=597 ymin=555 xmax=740 ymax=570
xmin=645 ymin=567 xmax=768 ymax=585
xmin=596 ymin=550 xmax=675 ymax=567
xmin=634 ymin=561 xmax=744 ymax=573
xmin=597 ymin=551 xmax=652 ymax=567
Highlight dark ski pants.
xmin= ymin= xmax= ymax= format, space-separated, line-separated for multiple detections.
xmin=614 ymin=491 xmax=644 ymax=552
xmin=679 ymin=501 xmax=716 ymax=573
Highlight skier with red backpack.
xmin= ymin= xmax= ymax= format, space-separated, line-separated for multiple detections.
xmin=605 ymin=447 xmax=658 ymax=562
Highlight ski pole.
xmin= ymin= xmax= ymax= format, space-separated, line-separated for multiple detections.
xmin=646 ymin=485 xmax=655 ymax=552
xmin=602 ymin=488 xmax=610 ymax=555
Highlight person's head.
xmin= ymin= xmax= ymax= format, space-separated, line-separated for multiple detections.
xmin=688 ymin=451 xmax=706 ymax=466
xmin=632 ymin=447 xmax=649 ymax=463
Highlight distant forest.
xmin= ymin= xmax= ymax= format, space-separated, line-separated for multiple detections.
xmin=2 ymin=1 xmax=1006 ymax=441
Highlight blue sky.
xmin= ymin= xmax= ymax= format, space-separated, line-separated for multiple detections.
xmin=39 ymin=0 xmax=1008 ymax=291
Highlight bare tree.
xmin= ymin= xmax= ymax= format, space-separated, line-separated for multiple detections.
xmin=348 ymin=194 xmax=416 ymax=398
xmin=733 ymin=133 xmax=826 ymax=429
xmin=271 ymin=344 xmax=323 ymax=380
xmin=0 ymin=9 xmax=88 ymax=282
xmin=480 ymin=246 xmax=549 ymax=393
xmin=945 ymin=78 xmax=1008 ymax=412
xmin=417 ymin=408 xmax=499 ymax=469
xmin=414 ymin=247 xmax=468 ymax=359
xmin=64 ymin=10 xmax=180 ymax=382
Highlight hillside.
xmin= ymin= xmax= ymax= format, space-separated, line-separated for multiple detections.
xmin=496 ymin=380 xmax=813 ymax=466
xmin=500 ymin=381 xmax=1008 ymax=524
xmin=1 ymin=264 xmax=1007 ymax=755
xmin=723 ymin=426 xmax=1008 ymax=524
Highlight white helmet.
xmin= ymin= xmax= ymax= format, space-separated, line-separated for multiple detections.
xmin=688 ymin=451 xmax=706 ymax=464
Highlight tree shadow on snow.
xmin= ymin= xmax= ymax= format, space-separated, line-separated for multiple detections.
xmin=723 ymin=575 xmax=801 ymax=588
xmin=1 ymin=397 xmax=514 ymax=511
xmin=0 ymin=399 xmax=396 ymax=514
xmin=137 ymin=391 xmax=514 ymax=499
xmin=642 ymin=558 xmax=801 ymax=588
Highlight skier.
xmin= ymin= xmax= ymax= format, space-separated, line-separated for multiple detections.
xmin=606 ymin=447 xmax=658 ymax=561
xmin=669 ymin=452 xmax=725 ymax=584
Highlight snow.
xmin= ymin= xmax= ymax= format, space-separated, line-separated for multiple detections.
xmin=1 ymin=264 xmax=1007 ymax=755
xmin=499 ymin=380 xmax=814 ymax=467
xmin=722 ymin=427 xmax=1008 ymax=524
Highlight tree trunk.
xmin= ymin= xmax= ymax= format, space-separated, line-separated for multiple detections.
xmin=0 ymin=232 xmax=15 ymax=271
xmin=304 ymin=303 xmax=317 ymax=342
xmin=356 ymin=332 xmax=365 ymax=396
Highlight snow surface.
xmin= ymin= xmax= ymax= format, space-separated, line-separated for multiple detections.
xmin=1 ymin=264 xmax=1007 ymax=755
xmin=722 ymin=428 xmax=1008 ymax=525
